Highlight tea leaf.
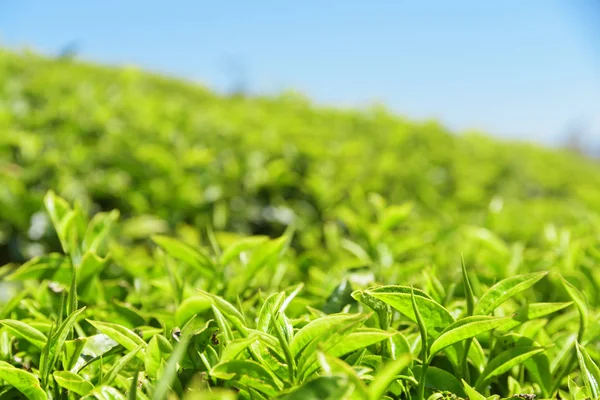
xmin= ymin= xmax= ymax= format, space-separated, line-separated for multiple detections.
xmin=0 ymin=361 xmax=47 ymax=400
xmin=53 ymin=370 xmax=95 ymax=396
xmin=474 ymin=272 xmax=547 ymax=315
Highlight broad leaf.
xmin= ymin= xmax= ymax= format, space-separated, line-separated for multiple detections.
xmin=357 ymin=286 xmax=454 ymax=337
xmin=53 ymin=370 xmax=94 ymax=396
xmin=0 ymin=361 xmax=47 ymax=400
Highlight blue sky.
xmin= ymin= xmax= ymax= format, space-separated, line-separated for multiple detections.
xmin=1 ymin=1 xmax=599 ymax=146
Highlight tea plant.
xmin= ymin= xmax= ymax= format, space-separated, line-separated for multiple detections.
xmin=1 ymin=49 xmax=600 ymax=399
xmin=1 ymin=192 xmax=599 ymax=399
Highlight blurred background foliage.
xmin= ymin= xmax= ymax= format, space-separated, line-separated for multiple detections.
xmin=1 ymin=49 xmax=600 ymax=293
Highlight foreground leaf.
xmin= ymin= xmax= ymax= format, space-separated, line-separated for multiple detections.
xmin=428 ymin=316 xmax=510 ymax=361
xmin=474 ymin=272 xmax=547 ymax=315
xmin=53 ymin=370 xmax=95 ymax=396
xmin=210 ymin=360 xmax=283 ymax=397
xmin=0 ymin=361 xmax=47 ymax=400
xmin=576 ymin=342 xmax=600 ymax=400
xmin=475 ymin=346 xmax=546 ymax=391
xmin=0 ymin=319 xmax=47 ymax=349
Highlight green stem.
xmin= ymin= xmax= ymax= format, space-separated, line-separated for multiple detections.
xmin=418 ymin=361 xmax=429 ymax=400
xmin=461 ymin=338 xmax=472 ymax=382
xmin=377 ymin=308 xmax=393 ymax=360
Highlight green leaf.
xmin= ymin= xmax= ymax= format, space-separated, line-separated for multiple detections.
xmin=474 ymin=272 xmax=547 ymax=315
xmin=220 ymin=236 xmax=268 ymax=265
xmin=289 ymin=313 xmax=369 ymax=359
xmin=175 ymin=295 xmax=213 ymax=326
xmin=257 ymin=292 xmax=286 ymax=333
xmin=53 ymin=370 xmax=95 ymax=396
xmin=475 ymin=346 xmax=546 ymax=391
xmin=78 ymin=252 xmax=109 ymax=285
xmin=495 ymin=333 xmax=552 ymax=397
xmin=82 ymin=210 xmax=119 ymax=253
xmin=210 ymin=360 xmax=283 ymax=397
xmin=0 ymin=360 xmax=47 ymax=400
xmin=145 ymin=335 xmax=173 ymax=379
xmin=576 ymin=342 xmax=600 ymax=400
xmin=0 ymin=319 xmax=47 ymax=348
xmin=502 ymin=302 xmax=573 ymax=331
xmin=6 ymin=253 xmax=70 ymax=282
xmin=245 ymin=236 xmax=289 ymax=280
xmin=40 ymin=307 xmax=86 ymax=385
xmin=152 ymin=235 xmax=214 ymax=278
xmin=128 ymin=369 xmax=139 ymax=400
xmin=327 ymin=328 xmax=394 ymax=358
xmin=560 ymin=276 xmax=589 ymax=342
xmin=358 ymin=286 xmax=454 ymax=337
xmin=368 ymin=354 xmax=412 ymax=400
xmin=461 ymin=379 xmax=486 ymax=400
xmin=380 ymin=203 xmax=413 ymax=231
xmin=197 ymin=290 xmax=248 ymax=336
xmin=302 ymin=328 xmax=396 ymax=379
xmin=220 ymin=336 xmax=258 ymax=363
xmin=44 ymin=191 xmax=72 ymax=243
xmin=104 ymin=345 xmax=143 ymax=385
xmin=87 ymin=385 xmax=127 ymax=399
xmin=412 ymin=366 xmax=466 ymax=397
xmin=323 ymin=279 xmax=355 ymax=314
xmin=461 ymin=257 xmax=475 ymax=316
xmin=63 ymin=337 xmax=88 ymax=371
xmin=280 ymin=376 xmax=352 ymax=400
xmin=87 ymin=320 xmax=147 ymax=360
xmin=428 ymin=316 xmax=510 ymax=361
xmin=152 ymin=333 xmax=192 ymax=400
xmin=317 ymin=352 xmax=369 ymax=399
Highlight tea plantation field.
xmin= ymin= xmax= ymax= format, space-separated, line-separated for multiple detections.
xmin=1 ymin=49 xmax=600 ymax=399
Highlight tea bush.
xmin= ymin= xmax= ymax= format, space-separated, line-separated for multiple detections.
xmin=1 ymin=49 xmax=600 ymax=399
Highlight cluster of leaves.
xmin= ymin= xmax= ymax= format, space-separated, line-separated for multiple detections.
xmin=1 ymin=49 xmax=600 ymax=399
xmin=3 ymin=49 xmax=600 ymax=267
xmin=0 ymin=190 xmax=599 ymax=399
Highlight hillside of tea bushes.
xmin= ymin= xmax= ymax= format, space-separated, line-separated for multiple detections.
xmin=1 ymin=49 xmax=600 ymax=400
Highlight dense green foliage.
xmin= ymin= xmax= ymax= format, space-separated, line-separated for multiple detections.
xmin=1 ymin=49 xmax=600 ymax=399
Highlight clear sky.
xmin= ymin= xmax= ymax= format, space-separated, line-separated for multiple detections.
xmin=1 ymin=1 xmax=599 ymax=146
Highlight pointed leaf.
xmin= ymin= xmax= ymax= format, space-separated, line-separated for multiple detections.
xmin=560 ymin=276 xmax=589 ymax=342
xmin=503 ymin=302 xmax=573 ymax=331
xmin=53 ymin=371 xmax=94 ymax=396
xmin=475 ymin=346 xmax=546 ymax=391
xmin=462 ymin=379 xmax=486 ymax=400
xmin=0 ymin=361 xmax=47 ymax=400
xmin=152 ymin=235 xmax=214 ymax=278
xmin=576 ymin=342 xmax=600 ymax=400
xmin=358 ymin=286 xmax=454 ymax=337
xmin=412 ymin=366 xmax=466 ymax=397
xmin=368 ymin=354 xmax=412 ymax=400
xmin=0 ymin=319 xmax=47 ymax=348
xmin=104 ymin=345 xmax=143 ymax=385
xmin=281 ymin=376 xmax=352 ymax=400
xmin=290 ymin=313 xmax=369 ymax=359
xmin=328 ymin=328 xmax=394 ymax=358
xmin=87 ymin=320 xmax=146 ymax=360
xmin=210 ymin=360 xmax=283 ymax=397
xmin=429 ymin=316 xmax=510 ymax=360
xmin=152 ymin=333 xmax=191 ymax=400
xmin=474 ymin=272 xmax=547 ymax=315
xmin=220 ymin=236 xmax=268 ymax=265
